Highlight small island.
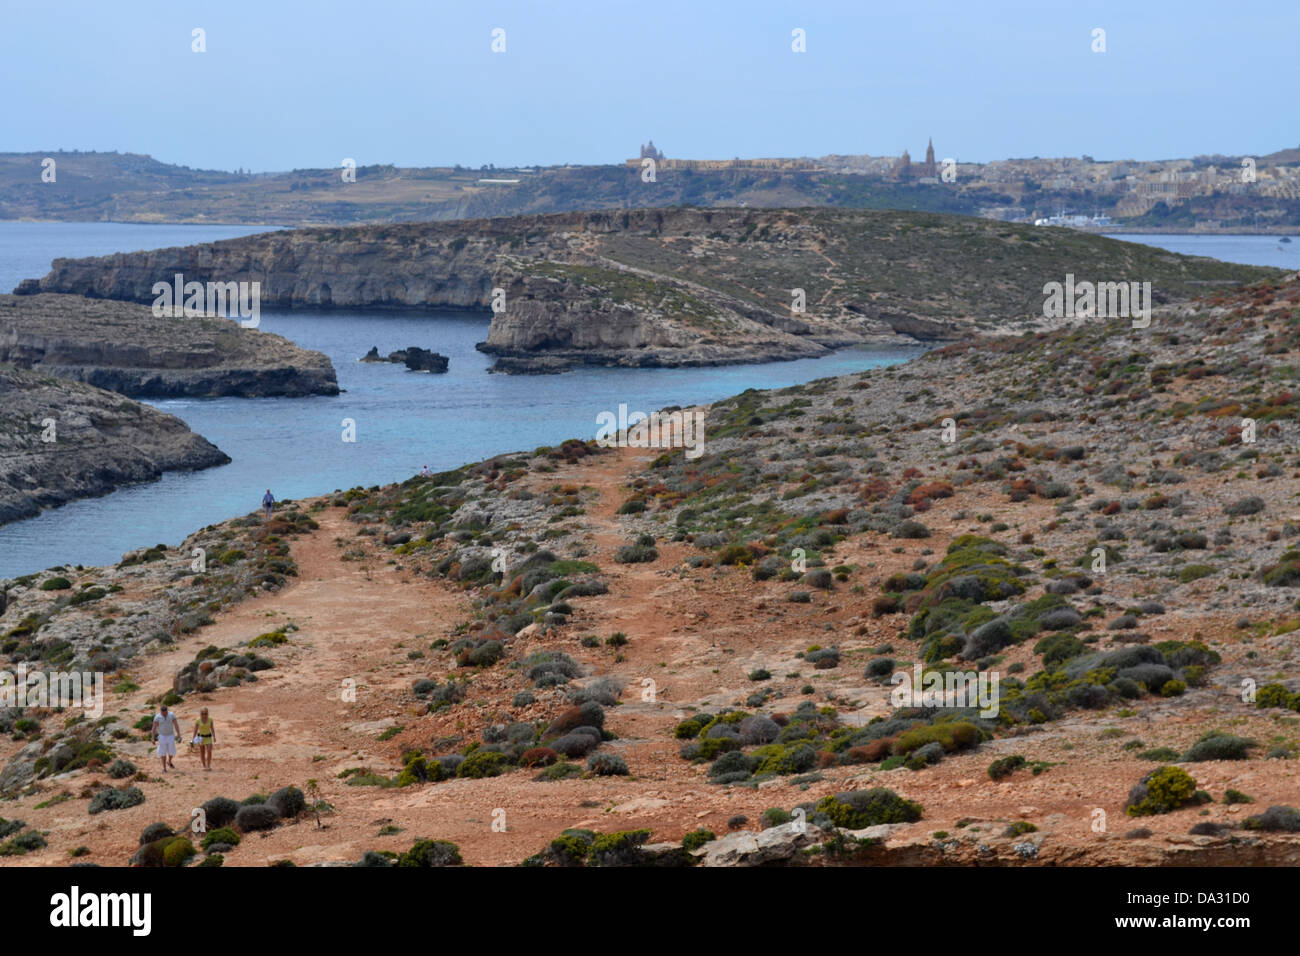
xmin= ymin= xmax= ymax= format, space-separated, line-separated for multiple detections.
xmin=360 ymin=346 xmax=449 ymax=373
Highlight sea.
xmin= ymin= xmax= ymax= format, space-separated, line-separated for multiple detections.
xmin=0 ymin=224 xmax=1293 ymax=577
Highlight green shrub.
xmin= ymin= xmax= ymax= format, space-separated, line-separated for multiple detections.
xmin=267 ymin=786 xmax=305 ymax=817
xmin=88 ymin=786 xmax=145 ymax=815
xmin=1125 ymin=766 xmax=1197 ymax=816
xmin=535 ymin=762 xmax=582 ymax=782
xmin=988 ymin=754 xmax=1026 ymax=780
xmin=397 ymin=839 xmax=462 ymax=867
xmin=751 ymin=743 xmax=817 ymax=776
xmin=1035 ymin=632 xmax=1086 ymax=668
xmin=248 ymin=630 xmax=288 ymax=648
xmin=816 ymin=789 xmax=923 ymax=828
xmin=106 ymin=758 xmax=137 ymax=779
xmin=674 ymin=719 xmax=703 ymax=739
xmin=1177 ymin=565 xmax=1215 ymax=584
xmin=761 ymin=808 xmax=792 ymax=828
xmin=39 ymin=577 xmax=72 ymax=591
xmin=163 ymin=839 xmax=196 ymax=867
xmin=1260 ymin=552 xmax=1300 ymax=588
xmin=1182 ymin=732 xmax=1254 ymax=762
xmin=586 ymin=829 xmax=652 ymax=867
xmin=892 ymin=721 xmax=982 ymax=756
xmin=587 ymin=753 xmax=629 ymax=776
xmin=1256 ymin=683 xmax=1296 ymax=709
xmin=67 ymin=587 xmax=107 ymax=606
xmin=134 ymin=835 xmax=196 ymax=867
xmin=1242 ymin=806 xmax=1300 ymax=832
xmin=615 ymin=543 xmax=658 ymax=564
xmin=681 ymin=828 xmax=716 ymax=852
xmin=0 ymin=830 xmax=47 ymax=856
xmin=200 ymin=827 xmax=241 ymax=850
xmin=200 ymin=797 xmax=240 ymax=828
xmin=865 ymin=657 xmax=895 ymax=678
xmin=456 ymin=750 xmax=509 ymax=779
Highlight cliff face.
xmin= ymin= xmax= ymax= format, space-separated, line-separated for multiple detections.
xmin=0 ymin=294 xmax=338 ymax=397
xmin=476 ymin=269 xmax=834 ymax=370
xmin=15 ymin=207 xmax=1280 ymax=372
xmin=0 ymin=365 xmax=230 ymax=526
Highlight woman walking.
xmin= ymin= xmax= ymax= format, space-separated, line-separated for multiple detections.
xmin=192 ymin=708 xmax=217 ymax=771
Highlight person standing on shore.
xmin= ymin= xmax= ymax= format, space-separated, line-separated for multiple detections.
xmin=262 ymin=488 xmax=275 ymax=519
xmin=192 ymin=708 xmax=216 ymax=771
xmin=151 ymin=704 xmax=181 ymax=773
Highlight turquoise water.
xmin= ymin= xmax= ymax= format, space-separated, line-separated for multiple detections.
xmin=0 ymin=224 xmax=1287 ymax=577
xmin=0 ymin=222 xmax=920 ymax=575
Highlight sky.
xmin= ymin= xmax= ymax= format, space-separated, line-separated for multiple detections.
xmin=2 ymin=0 xmax=1297 ymax=172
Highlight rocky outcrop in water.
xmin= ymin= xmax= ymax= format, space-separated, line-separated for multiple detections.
xmin=360 ymin=345 xmax=449 ymax=372
xmin=15 ymin=208 xmax=1278 ymax=372
xmin=0 ymin=364 xmax=230 ymax=526
xmin=0 ymin=294 xmax=338 ymax=398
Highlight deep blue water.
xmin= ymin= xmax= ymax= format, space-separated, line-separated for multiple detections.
xmin=0 ymin=221 xmax=281 ymax=295
xmin=0 ymin=224 xmax=1288 ymax=577
xmin=1103 ymin=233 xmax=1299 ymax=270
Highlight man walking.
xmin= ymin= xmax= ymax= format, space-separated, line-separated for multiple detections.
xmin=151 ymin=704 xmax=181 ymax=773
xmin=262 ymin=488 xmax=275 ymax=519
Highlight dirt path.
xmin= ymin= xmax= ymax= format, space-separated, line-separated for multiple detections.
xmin=10 ymin=439 xmax=1297 ymax=867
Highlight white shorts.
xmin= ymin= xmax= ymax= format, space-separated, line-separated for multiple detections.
xmin=157 ymin=734 xmax=177 ymax=757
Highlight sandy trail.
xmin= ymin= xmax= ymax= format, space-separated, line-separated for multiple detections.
xmin=9 ymin=440 xmax=1297 ymax=867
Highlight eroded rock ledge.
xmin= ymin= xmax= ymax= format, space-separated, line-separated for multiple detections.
xmin=0 ymin=364 xmax=230 ymax=526
xmin=0 ymin=294 xmax=338 ymax=398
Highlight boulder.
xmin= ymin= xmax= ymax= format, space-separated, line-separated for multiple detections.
xmin=695 ymin=822 xmax=826 ymax=867
xmin=0 ymin=741 xmax=43 ymax=794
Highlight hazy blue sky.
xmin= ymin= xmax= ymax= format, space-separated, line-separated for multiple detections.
xmin=3 ymin=0 xmax=1296 ymax=171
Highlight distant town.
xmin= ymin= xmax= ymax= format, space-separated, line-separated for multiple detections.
xmin=630 ymin=139 xmax=1300 ymax=231
xmin=3 ymin=141 xmax=1298 ymax=231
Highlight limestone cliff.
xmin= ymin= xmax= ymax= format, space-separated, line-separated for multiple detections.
xmin=0 ymin=365 xmax=231 ymax=526
xmin=0 ymin=294 xmax=338 ymax=398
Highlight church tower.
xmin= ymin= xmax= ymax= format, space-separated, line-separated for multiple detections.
xmin=925 ymin=138 xmax=936 ymax=176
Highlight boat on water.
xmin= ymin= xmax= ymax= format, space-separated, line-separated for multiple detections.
xmin=1033 ymin=210 xmax=1113 ymax=229
xmin=1280 ymin=236 xmax=1292 ymax=243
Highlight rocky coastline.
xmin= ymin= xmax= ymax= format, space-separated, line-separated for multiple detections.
xmin=15 ymin=208 xmax=1278 ymax=373
xmin=0 ymin=364 xmax=230 ymax=527
xmin=0 ymin=293 xmax=338 ymax=398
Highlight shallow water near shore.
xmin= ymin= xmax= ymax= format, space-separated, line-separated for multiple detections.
xmin=0 ymin=223 xmax=1289 ymax=577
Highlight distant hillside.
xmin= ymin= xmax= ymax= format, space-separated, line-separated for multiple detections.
xmin=16 ymin=207 xmax=1280 ymax=372
xmin=0 ymin=151 xmax=988 ymax=226
xmin=7 ymin=149 xmax=1297 ymax=231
